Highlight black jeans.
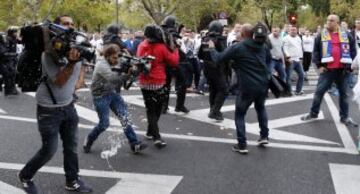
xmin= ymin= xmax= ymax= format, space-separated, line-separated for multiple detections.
xmin=20 ymin=103 xmax=79 ymax=183
xmin=141 ymin=88 xmax=166 ymax=140
xmin=164 ymin=66 xmax=188 ymax=109
xmin=235 ymin=91 xmax=269 ymax=146
xmin=206 ymin=74 xmax=228 ymax=114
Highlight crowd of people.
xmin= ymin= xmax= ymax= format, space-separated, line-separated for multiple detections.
xmin=0 ymin=13 xmax=360 ymax=194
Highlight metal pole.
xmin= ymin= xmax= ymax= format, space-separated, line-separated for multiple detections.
xmin=116 ymin=0 xmax=119 ymax=25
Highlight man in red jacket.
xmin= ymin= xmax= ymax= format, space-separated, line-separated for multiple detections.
xmin=137 ymin=24 xmax=179 ymax=148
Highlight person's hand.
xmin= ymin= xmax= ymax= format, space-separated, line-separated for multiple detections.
xmin=319 ymin=66 xmax=327 ymax=73
xmin=208 ymin=40 xmax=215 ymax=49
xmin=68 ymin=48 xmax=80 ymax=62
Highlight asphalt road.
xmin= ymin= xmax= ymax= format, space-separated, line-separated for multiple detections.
xmin=0 ymin=67 xmax=360 ymax=194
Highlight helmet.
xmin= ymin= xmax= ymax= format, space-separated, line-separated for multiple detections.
xmin=208 ymin=21 xmax=223 ymax=34
xmin=252 ymin=22 xmax=268 ymax=43
xmin=106 ymin=24 xmax=121 ymax=35
xmin=161 ymin=15 xmax=177 ymax=28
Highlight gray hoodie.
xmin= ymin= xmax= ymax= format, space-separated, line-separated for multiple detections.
xmin=91 ymin=57 xmax=129 ymax=97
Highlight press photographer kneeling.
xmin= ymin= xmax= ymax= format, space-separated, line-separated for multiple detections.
xmin=83 ymin=44 xmax=148 ymax=154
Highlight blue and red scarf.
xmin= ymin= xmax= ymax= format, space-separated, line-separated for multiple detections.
xmin=321 ymin=29 xmax=352 ymax=64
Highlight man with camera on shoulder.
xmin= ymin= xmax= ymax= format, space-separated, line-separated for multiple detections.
xmin=18 ymin=15 xmax=92 ymax=194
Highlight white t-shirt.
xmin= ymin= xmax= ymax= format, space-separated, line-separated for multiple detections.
xmin=302 ymin=35 xmax=314 ymax=53
xmin=355 ymin=31 xmax=360 ymax=52
xmin=283 ymin=35 xmax=303 ymax=62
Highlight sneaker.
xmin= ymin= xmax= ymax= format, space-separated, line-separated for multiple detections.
xmin=154 ymin=139 xmax=167 ymax=149
xmin=232 ymin=144 xmax=248 ymax=154
xmin=175 ymin=106 xmax=190 ymax=113
xmin=130 ymin=142 xmax=148 ymax=154
xmin=340 ymin=118 xmax=359 ymax=128
xmin=301 ymin=114 xmax=318 ymax=121
xmin=65 ymin=178 xmax=93 ymax=193
xmin=18 ymin=173 xmax=39 ymax=194
xmin=295 ymin=91 xmax=304 ymax=95
xmin=144 ymin=134 xmax=153 ymax=140
xmin=208 ymin=112 xmax=224 ymax=121
xmin=258 ymin=137 xmax=269 ymax=146
xmin=83 ymin=137 xmax=92 ymax=153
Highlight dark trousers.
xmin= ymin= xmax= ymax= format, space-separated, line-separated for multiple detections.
xmin=303 ymin=52 xmax=312 ymax=72
xmin=20 ymin=104 xmax=79 ymax=182
xmin=0 ymin=59 xmax=17 ymax=92
xmin=87 ymin=93 xmax=139 ymax=146
xmin=164 ymin=66 xmax=188 ymax=109
xmin=235 ymin=91 xmax=269 ymax=146
xmin=187 ymin=58 xmax=201 ymax=89
xmin=206 ymin=74 xmax=228 ymax=114
xmin=141 ymin=88 xmax=166 ymax=140
xmin=310 ymin=69 xmax=350 ymax=119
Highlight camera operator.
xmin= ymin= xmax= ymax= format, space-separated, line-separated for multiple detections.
xmin=18 ymin=15 xmax=92 ymax=194
xmin=137 ymin=24 xmax=179 ymax=148
xmin=83 ymin=44 xmax=148 ymax=154
xmin=208 ymin=23 xmax=272 ymax=154
xmin=198 ymin=21 xmax=228 ymax=121
xmin=0 ymin=26 xmax=20 ymax=95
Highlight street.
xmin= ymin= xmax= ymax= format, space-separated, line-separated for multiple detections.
xmin=0 ymin=67 xmax=360 ymax=194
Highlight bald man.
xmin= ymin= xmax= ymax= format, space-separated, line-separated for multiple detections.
xmin=301 ymin=14 xmax=358 ymax=127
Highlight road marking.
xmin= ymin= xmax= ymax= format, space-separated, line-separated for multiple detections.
xmin=329 ymin=163 xmax=360 ymax=194
xmin=0 ymin=108 xmax=7 ymax=114
xmin=0 ymin=114 xmax=353 ymax=154
xmin=123 ymin=95 xmax=338 ymax=145
xmin=0 ymin=162 xmax=183 ymax=194
xmin=324 ymin=94 xmax=358 ymax=154
xmin=221 ymin=93 xmax=315 ymax=112
xmin=0 ymin=180 xmax=25 ymax=194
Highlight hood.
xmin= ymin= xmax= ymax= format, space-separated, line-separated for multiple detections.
xmin=243 ymin=38 xmax=264 ymax=51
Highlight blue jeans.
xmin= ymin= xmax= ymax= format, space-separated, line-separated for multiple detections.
xmin=20 ymin=104 xmax=79 ymax=182
xmin=310 ymin=69 xmax=350 ymax=119
xmin=235 ymin=91 xmax=269 ymax=146
xmin=286 ymin=61 xmax=304 ymax=93
xmin=87 ymin=93 xmax=139 ymax=146
xmin=269 ymin=59 xmax=286 ymax=82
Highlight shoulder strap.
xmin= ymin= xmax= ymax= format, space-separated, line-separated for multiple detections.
xmin=41 ymin=76 xmax=57 ymax=105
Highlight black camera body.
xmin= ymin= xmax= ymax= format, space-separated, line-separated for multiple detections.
xmin=45 ymin=22 xmax=95 ymax=66
xmin=116 ymin=54 xmax=155 ymax=90
xmin=201 ymin=31 xmax=223 ymax=52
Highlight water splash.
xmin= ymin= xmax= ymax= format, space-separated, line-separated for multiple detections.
xmin=100 ymin=132 xmax=127 ymax=169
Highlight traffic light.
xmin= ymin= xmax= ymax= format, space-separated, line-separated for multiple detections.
xmin=288 ymin=13 xmax=297 ymax=25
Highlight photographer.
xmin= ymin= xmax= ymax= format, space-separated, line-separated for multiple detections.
xmin=18 ymin=15 xmax=92 ymax=194
xmin=137 ymin=24 xmax=179 ymax=148
xmin=208 ymin=23 xmax=271 ymax=154
xmin=0 ymin=26 xmax=20 ymax=95
xmin=198 ymin=21 xmax=228 ymax=121
xmin=83 ymin=44 xmax=147 ymax=154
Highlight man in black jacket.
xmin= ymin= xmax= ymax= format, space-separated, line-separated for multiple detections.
xmin=301 ymin=15 xmax=358 ymax=127
xmin=208 ymin=23 xmax=271 ymax=154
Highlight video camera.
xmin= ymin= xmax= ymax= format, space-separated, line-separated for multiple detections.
xmin=44 ymin=22 xmax=95 ymax=66
xmin=201 ymin=31 xmax=224 ymax=52
xmin=20 ymin=21 xmax=95 ymax=66
xmin=118 ymin=54 xmax=155 ymax=90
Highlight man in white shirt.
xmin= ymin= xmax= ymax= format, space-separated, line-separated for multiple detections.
xmin=268 ymin=26 xmax=286 ymax=81
xmin=227 ymin=23 xmax=241 ymax=46
xmin=302 ymin=30 xmax=314 ymax=78
xmin=283 ymin=25 xmax=305 ymax=95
